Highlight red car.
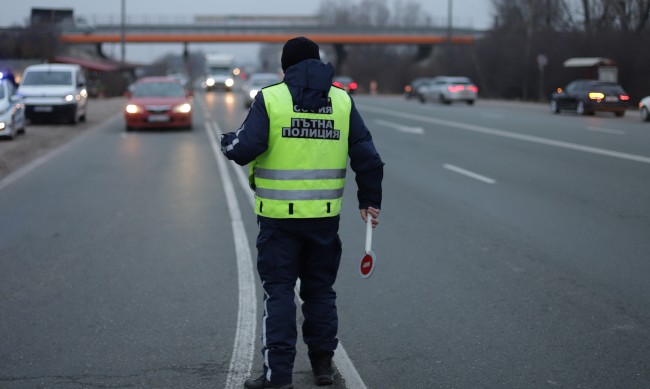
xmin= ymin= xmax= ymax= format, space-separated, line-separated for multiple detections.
xmin=124 ymin=77 xmax=193 ymax=131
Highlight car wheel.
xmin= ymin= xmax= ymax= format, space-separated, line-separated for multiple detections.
xmin=467 ymin=100 xmax=475 ymax=106
xmin=550 ymin=100 xmax=560 ymax=114
xmin=641 ymin=107 xmax=650 ymax=122
xmin=576 ymin=101 xmax=587 ymax=115
xmin=6 ymin=119 xmax=16 ymax=140
xmin=614 ymin=110 xmax=625 ymax=117
xmin=419 ymin=95 xmax=425 ymax=104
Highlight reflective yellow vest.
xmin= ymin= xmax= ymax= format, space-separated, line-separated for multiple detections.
xmin=250 ymin=83 xmax=351 ymax=218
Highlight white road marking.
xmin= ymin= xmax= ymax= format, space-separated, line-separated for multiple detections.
xmin=217 ymin=121 xmax=369 ymax=389
xmin=358 ymin=105 xmax=650 ymax=164
xmin=375 ymin=119 xmax=424 ymax=134
xmin=443 ymin=164 xmax=496 ymax=184
xmin=585 ymin=126 xmax=626 ymax=135
xmin=205 ymin=120 xmax=257 ymax=389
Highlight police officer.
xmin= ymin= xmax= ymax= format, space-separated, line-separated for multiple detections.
xmin=221 ymin=36 xmax=383 ymax=389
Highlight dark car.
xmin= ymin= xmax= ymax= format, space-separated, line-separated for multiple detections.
xmin=404 ymin=77 xmax=433 ymax=102
xmin=332 ymin=76 xmax=358 ymax=94
xmin=550 ymin=79 xmax=630 ymax=117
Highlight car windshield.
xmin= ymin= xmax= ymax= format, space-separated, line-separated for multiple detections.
xmin=250 ymin=76 xmax=281 ymax=87
xmin=133 ymin=82 xmax=185 ymax=97
xmin=591 ymin=83 xmax=625 ymax=93
xmin=21 ymin=71 xmax=72 ymax=86
xmin=334 ymin=77 xmax=353 ymax=84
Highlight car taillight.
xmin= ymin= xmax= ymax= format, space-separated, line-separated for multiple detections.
xmin=349 ymin=82 xmax=358 ymax=90
xmin=448 ymin=85 xmax=465 ymax=93
xmin=588 ymin=92 xmax=605 ymax=100
xmin=620 ymin=95 xmax=630 ymax=101
xmin=405 ymin=85 xmax=412 ymax=92
xmin=468 ymin=85 xmax=478 ymax=93
xmin=333 ymin=81 xmax=343 ymax=88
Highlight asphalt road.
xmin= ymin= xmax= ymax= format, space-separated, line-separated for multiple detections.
xmin=1 ymin=92 xmax=649 ymax=388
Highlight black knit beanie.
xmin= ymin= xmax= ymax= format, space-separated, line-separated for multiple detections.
xmin=281 ymin=37 xmax=320 ymax=71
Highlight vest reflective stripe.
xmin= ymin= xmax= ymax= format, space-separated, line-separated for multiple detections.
xmin=254 ymin=168 xmax=346 ymax=180
xmin=255 ymin=188 xmax=345 ymax=201
xmin=254 ymin=83 xmax=351 ymax=218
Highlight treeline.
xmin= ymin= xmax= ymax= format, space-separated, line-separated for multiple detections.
xmin=322 ymin=0 xmax=650 ymax=102
xmin=0 ymin=27 xmax=59 ymax=59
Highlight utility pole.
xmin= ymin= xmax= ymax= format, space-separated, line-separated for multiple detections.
xmin=120 ymin=0 xmax=126 ymax=62
xmin=447 ymin=0 xmax=453 ymax=44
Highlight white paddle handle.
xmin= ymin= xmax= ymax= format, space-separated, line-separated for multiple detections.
xmin=365 ymin=214 xmax=373 ymax=253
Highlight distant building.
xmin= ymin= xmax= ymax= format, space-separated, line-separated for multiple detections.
xmin=30 ymin=8 xmax=74 ymax=27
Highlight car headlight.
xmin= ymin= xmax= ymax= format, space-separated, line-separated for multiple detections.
xmin=173 ymin=103 xmax=192 ymax=113
xmin=225 ymin=78 xmax=234 ymax=87
xmin=249 ymin=89 xmax=259 ymax=99
xmin=125 ymin=104 xmax=141 ymax=114
xmin=0 ymin=122 xmax=5 ymax=130
xmin=64 ymin=94 xmax=74 ymax=102
xmin=206 ymin=78 xmax=215 ymax=87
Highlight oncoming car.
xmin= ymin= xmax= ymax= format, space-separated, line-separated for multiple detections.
xmin=124 ymin=77 xmax=193 ymax=131
xmin=639 ymin=95 xmax=650 ymax=122
xmin=550 ymin=79 xmax=629 ymax=117
xmin=0 ymin=78 xmax=26 ymax=140
xmin=17 ymin=63 xmax=88 ymax=124
xmin=420 ymin=76 xmax=478 ymax=105
xmin=242 ymin=73 xmax=282 ymax=107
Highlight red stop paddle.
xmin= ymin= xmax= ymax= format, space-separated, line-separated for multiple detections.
xmin=359 ymin=214 xmax=376 ymax=278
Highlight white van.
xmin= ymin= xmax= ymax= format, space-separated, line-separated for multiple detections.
xmin=18 ymin=63 xmax=88 ymax=124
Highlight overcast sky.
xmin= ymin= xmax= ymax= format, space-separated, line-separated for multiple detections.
xmin=0 ymin=0 xmax=494 ymax=64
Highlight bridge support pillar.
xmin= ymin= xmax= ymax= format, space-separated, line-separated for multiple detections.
xmin=333 ymin=44 xmax=348 ymax=72
xmin=415 ymin=44 xmax=433 ymax=61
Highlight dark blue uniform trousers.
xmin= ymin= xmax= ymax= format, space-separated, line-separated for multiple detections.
xmin=256 ymin=216 xmax=342 ymax=385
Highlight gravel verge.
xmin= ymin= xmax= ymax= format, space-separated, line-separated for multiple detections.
xmin=0 ymin=97 xmax=126 ymax=181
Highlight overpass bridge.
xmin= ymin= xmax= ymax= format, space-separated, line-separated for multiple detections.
xmin=58 ymin=15 xmax=485 ymax=66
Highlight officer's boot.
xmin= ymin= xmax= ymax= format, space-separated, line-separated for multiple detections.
xmin=244 ymin=374 xmax=293 ymax=389
xmin=309 ymin=350 xmax=335 ymax=386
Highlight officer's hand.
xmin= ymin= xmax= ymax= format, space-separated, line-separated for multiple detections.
xmin=360 ymin=207 xmax=380 ymax=228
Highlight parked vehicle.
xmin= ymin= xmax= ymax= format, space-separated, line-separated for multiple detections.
xmin=332 ymin=76 xmax=358 ymax=94
xmin=550 ymin=79 xmax=629 ymax=117
xmin=17 ymin=63 xmax=88 ymax=124
xmin=0 ymin=78 xmax=26 ymax=140
xmin=242 ymin=73 xmax=282 ymax=107
xmin=124 ymin=77 xmax=193 ymax=131
xmin=420 ymin=76 xmax=478 ymax=105
xmin=639 ymin=96 xmax=650 ymax=122
xmin=404 ymin=77 xmax=433 ymax=102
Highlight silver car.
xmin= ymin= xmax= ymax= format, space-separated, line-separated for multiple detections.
xmin=0 ymin=78 xmax=26 ymax=140
xmin=420 ymin=76 xmax=478 ymax=105
xmin=242 ymin=73 xmax=282 ymax=107
xmin=639 ymin=95 xmax=650 ymax=122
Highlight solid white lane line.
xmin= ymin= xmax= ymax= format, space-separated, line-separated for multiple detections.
xmin=358 ymin=105 xmax=650 ymax=164
xmin=443 ymin=164 xmax=496 ymax=184
xmin=375 ymin=119 xmax=424 ymax=134
xmin=205 ymin=120 xmax=257 ymax=389
xmin=585 ymin=126 xmax=626 ymax=135
xmin=220 ymin=121 xmax=368 ymax=389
